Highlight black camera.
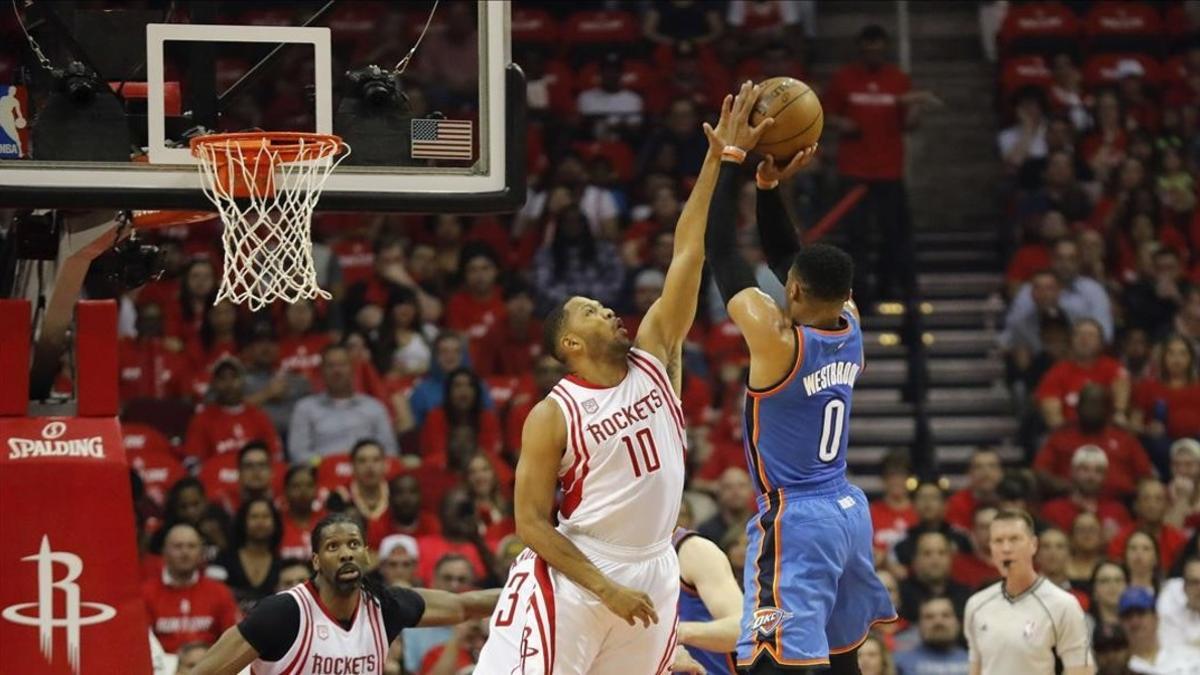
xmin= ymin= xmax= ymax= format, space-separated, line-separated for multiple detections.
xmin=90 ymin=238 xmax=166 ymax=292
xmin=53 ymin=61 xmax=100 ymax=104
xmin=345 ymin=65 xmax=406 ymax=107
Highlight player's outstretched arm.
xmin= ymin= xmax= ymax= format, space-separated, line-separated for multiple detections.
xmin=189 ymin=626 xmax=259 ymax=675
xmin=635 ymin=91 xmax=732 ymax=387
xmin=515 ymin=400 xmax=659 ymax=627
xmin=704 ymin=88 xmax=795 ymax=379
xmin=677 ymin=535 xmax=744 ymax=652
xmin=414 ymin=587 xmax=502 ymax=627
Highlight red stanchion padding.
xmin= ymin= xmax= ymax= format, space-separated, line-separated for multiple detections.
xmin=0 ymin=416 xmax=152 ymax=675
xmin=75 ymin=301 xmax=119 ymax=417
xmin=0 ymin=299 xmax=31 ymax=417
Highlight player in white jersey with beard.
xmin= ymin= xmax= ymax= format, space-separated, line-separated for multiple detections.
xmin=475 ymin=82 xmax=772 ymax=675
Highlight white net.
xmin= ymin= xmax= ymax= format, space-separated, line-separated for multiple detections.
xmin=192 ymin=134 xmax=349 ymax=311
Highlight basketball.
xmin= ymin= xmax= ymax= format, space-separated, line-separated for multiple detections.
xmin=750 ymin=77 xmax=823 ymax=161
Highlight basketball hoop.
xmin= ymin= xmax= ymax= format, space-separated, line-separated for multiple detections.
xmin=189 ymin=131 xmax=349 ymax=310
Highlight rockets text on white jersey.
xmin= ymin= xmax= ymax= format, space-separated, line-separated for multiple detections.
xmin=546 ymin=348 xmax=687 ymax=549
xmin=251 ymin=583 xmax=388 ymax=675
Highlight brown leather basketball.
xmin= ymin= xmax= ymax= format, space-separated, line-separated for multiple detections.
xmin=750 ymin=77 xmax=823 ymax=161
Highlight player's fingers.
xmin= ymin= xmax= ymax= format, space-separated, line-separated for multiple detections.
xmin=720 ymin=94 xmax=733 ymax=119
xmin=750 ymin=117 xmax=775 ymax=139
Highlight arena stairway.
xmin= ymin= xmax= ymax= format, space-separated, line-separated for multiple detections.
xmin=811 ymin=1 xmax=1023 ymax=496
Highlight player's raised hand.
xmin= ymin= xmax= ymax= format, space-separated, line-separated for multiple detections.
xmin=598 ymin=582 xmax=659 ymax=627
xmin=757 ymin=143 xmax=819 ymax=184
xmin=703 ymin=80 xmax=773 ymax=152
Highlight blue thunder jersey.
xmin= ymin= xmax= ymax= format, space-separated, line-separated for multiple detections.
xmin=743 ymin=308 xmax=863 ymax=494
xmin=673 ymin=528 xmax=737 ymax=675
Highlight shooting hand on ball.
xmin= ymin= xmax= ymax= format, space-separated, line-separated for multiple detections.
xmin=703 ymin=80 xmax=774 ymax=153
xmin=758 ymin=144 xmax=819 ymax=184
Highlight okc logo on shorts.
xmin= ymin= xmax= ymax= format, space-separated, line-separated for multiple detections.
xmin=749 ymin=607 xmax=792 ymax=639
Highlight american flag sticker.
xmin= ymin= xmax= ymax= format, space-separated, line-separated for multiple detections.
xmin=410 ymin=118 xmax=473 ymax=160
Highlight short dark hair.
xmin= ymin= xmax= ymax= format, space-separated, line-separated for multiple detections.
xmin=917 ymin=595 xmax=957 ymax=617
xmin=790 ymin=244 xmax=854 ymax=303
xmin=284 ymin=464 xmax=316 ymax=487
xmin=434 ymin=553 xmax=472 ymax=575
xmin=278 ymin=557 xmax=311 ymax=573
xmin=859 ymin=24 xmax=888 ymax=42
xmin=543 ymin=300 xmax=570 ymax=362
xmin=238 ymin=441 xmax=271 ymax=466
xmin=992 ymin=509 xmax=1037 ymax=535
xmin=881 ymin=448 xmax=911 ymax=477
xmin=350 ymin=439 xmax=383 ymax=462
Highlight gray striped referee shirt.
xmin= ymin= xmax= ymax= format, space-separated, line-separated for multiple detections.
xmin=964 ymin=577 xmax=1093 ymax=674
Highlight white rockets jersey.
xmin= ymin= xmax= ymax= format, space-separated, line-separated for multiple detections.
xmin=547 ymin=347 xmax=687 ymax=549
xmin=251 ymin=582 xmax=388 ymax=675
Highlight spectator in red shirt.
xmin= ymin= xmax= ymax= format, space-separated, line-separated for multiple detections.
xmin=186 ymin=300 xmax=240 ymax=376
xmin=464 ymin=453 xmax=515 ymax=547
xmin=1034 ymin=384 xmax=1152 ymax=501
xmin=276 ymin=299 xmax=332 ymax=386
xmin=1036 ymin=319 xmax=1131 ymax=429
xmin=1132 ymin=336 xmax=1200 ymax=468
xmin=376 ymin=534 xmax=419 ymax=589
xmin=869 ymin=448 xmax=918 ymax=561
xmin=180 ymin=358 xmax=282 ymax=463
xmin=1109 ymin=479 xmax=1188 ymax=572
xmin=824 ymin=24 xmax=940 ymax=305
xmin=445 ymin=244 xmax=506 ymax=361
xmin=1040 ymin=444 xmax=1133 ymax=540
xmin=505 ymin=354 xmax=567 ymax=457
xmin=893 ymin=481 xmax=972 ymax=569
xmin=278 ymin=465 xmax=322 ymax=561
xmin=367 ymin=474 xmax=442 ymax=551
xmin=420 ymin=367 xmax=505 ymax=473
xmin=474 ymin=281 xmax=543 ymax=379
xmin=1067 ymin=512 xmax=1106 ymax=588
xmin=119 ymin=302 xmax=191 ymax=402
xmin=416 ymin=489 xmax=493 ymax=586
xmin=945 ymin=447 xmax=1003 ymax=530
xmin=951 ymin=506 xmax=999 ymax=591
xmin=419 ymin=618 xmax=489 ymax=674
xmin=163 ymin=258 xmax=217 ymax=347
xmin=345 ymin=237 xmax=443 ymax=329
xmin=214 ymin=441 xmax=276 ymax=515
xmin=329 ymin=440 xmax=391 ymax=529
xmin=143 ymin=523 xmax=240 ymax=653
xmin=1037 ymin=527 xmax=1091 ymax=609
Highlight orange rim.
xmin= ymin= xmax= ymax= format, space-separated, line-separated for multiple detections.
xmin=188 ymin=131 xmax=343 ymax=163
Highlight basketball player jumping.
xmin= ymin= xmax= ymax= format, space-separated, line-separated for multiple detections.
xmin=474 ymin=81 xmax=773 ymax=675
xmin=704 ymin=113 xmax=897 ymax=671
xmin=189 ymin=513 xmax=499 ymax=675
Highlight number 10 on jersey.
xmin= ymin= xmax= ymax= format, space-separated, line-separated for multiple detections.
xmin=622 ymin=428 xmax=661 ymax=477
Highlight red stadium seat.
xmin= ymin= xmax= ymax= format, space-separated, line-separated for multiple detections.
xmin=197 ymin=452 xmax=243 ymax=502
xmin=563 ymin=9 xmax=639 ymax=45
xmin=1001 ymin=55 xmax=1054 ymax=96
xmin=998 ymin=2 xmax=1080 ymax=54
xmin=511 ymin=7 xmax=560 ymax=45
xmin=1083 ymin=1 xmax=1163 ymax=40
xmin=1082 ymin=53 xmax=1163 ymax=88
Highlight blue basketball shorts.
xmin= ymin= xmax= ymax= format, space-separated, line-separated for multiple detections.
xmin=736 ymin=483 xmax=898 ymax=669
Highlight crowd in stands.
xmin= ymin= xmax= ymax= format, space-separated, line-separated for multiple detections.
xmin=52 ymin=0 xmax=1200 ymax=673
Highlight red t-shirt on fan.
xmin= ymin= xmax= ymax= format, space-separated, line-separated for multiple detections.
xmin=180 ymin=403 xmax=283 ymax=462
xmin=118 ymin=338 xmax=191 ymax=401
xmin=1040 ymin=497 xmax=1131 ymax=539
xmin=1033 ymin=424 xmax=1152 ymax=501
xmin=1132 ymin=379 xmax=1200 ymax=440
xmin=278 ymin=333 xmax=332 ymax=385
xmin=331 ymin=238 xmax=376 ymax=288
xmin=869 ymin=500 xmax=918 ymax=554
xmin=824 ymin=63 xmax=912 ymax=180
xmin=278 ymin=509 xmax=325 ymax=561
xmin=142 ymin=575 xmax=241 ymax=653
xmin=445 ymin=290 xmax=506 ymax=359
xmin=1035 ymin=357 xmax=1126 ymax=423
xmin=415 ymin=536 xmax=488 ymax=586
xmin=366 ymin=512 xmax=442 ymax=551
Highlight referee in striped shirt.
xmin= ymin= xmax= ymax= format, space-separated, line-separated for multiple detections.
xmin=964 ymin=509 xmax=1094 ymax=674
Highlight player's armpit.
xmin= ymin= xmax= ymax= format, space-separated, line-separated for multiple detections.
xmin=678 ymin=536 xmax=744 ymax=652
xmin=189 ymin=626 xmax=260 ymax=675
xmin=414 ymin=588 xmax=501 ymax=626
xmin=726 ymin=287 xmax=796 ymax=388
